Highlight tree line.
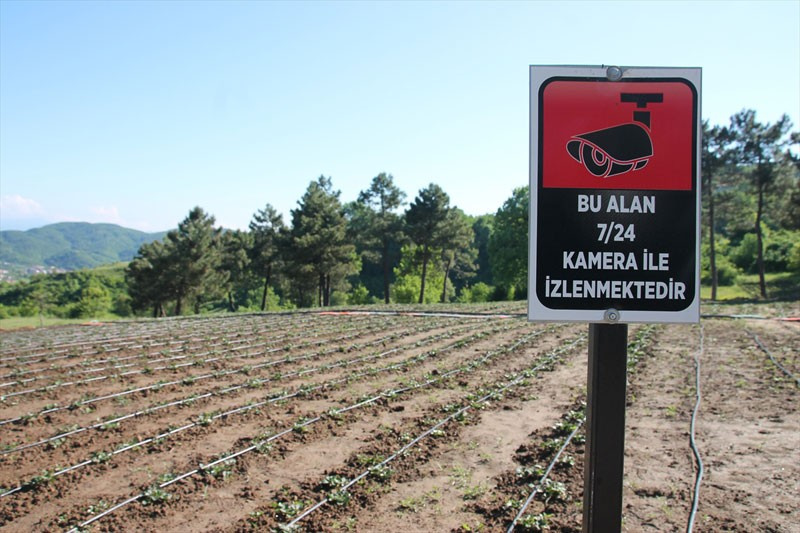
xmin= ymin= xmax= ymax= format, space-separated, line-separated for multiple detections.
xmin=124 ymin=174 xmax=529 ymax=316
xmin=701 ymin=110 xmax=799 ymax=298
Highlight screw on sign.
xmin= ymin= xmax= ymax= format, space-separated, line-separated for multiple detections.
xmin=529 ymin=65 xmax=701 ymax=324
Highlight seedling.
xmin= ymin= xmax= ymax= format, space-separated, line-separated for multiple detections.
xmin=368 ymin=464 xmax=393 ymax=482
xmin=319 ymin=474 xmax=349 ymax=491
xmin=271 ymin=499 xmax=308 ymax=521
xmin=196 ymin=412 xmax=214 ymax=427
xmin=90 ymin=450 xmax=112 ymax=464
xmin=517 ymin=512 xmax=551 ymax=532
xmin=516 ymin=465 xmax=545 ymax=481
xmin=86 ymin=499 xmax=110 ymax=514
xmin=141 ymin=485 xmax=171 ymax=506
xmin=462 ymin=483 xmax=487 ymax=500
xmin=328 ymin=490 xmax=351 ymax=506
xmin=202 ymin=456 xmax=236 ymax=481
xmin=540 ymin=479 xmax=567 ymax=503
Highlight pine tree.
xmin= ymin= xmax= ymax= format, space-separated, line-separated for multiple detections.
xmin=166 ymin=207 xmax=226 ymax=314
xmin=729 ymin=110 xmax=794 ymax=298
xmin=354 ymin=173 xmax=406 ymax=303
xmin=286 ymin=177 xmax=358 ymax=306
xmin=405 ymin=184 xmax=451 ymax=304
xmin=126 ymin=240 xmax=171 ymax=317
xmin=248 ymin=204 xmax=285 ymax=310
xmin=436 ymin=208 xmax=476 ymax=303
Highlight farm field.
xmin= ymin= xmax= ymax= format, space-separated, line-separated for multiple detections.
xmin=0 ymin=302 xmax=797 ymax=532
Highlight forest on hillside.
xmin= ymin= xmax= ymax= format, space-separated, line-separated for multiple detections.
xmin=0 ymin=109 xmax=798 ymax=320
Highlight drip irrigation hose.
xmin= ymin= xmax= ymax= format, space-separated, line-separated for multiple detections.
xmin=284 ymin=336 xmax=580 ymax=530
xmin=686 ymin=325 xmax=705 ymax=533
xmin=0 ymin=319 xmax=394 ymax=401
xmin=746 ymin=330 xmax=800 ymax=386
xmin=63 ymin=326 xmax=571 ymax=533
xmin=0 ymin=318 xmax=437 ymax=426
xmin=3 ymin=322 xmax=532 ymax=499
xmin=507 ymin=418 xmax=585 ymax=533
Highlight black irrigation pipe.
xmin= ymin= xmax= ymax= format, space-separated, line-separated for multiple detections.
xmin=507 ymin=418 xmax=585 ymax=533
xmin=0 ymin=319 xmax=397 ymax=401
xmin=0 ymin=313 xmax=337 ymax=367
xmin=0 ymin=311 xmax=331 ymax=363
xmin=284 ymin=334 xmax=584 ymax=530
xmin=0 ymin=317 xmax=458 ymax=427
xmin=63 ymin=325 xmax=569 ymax=533
xmin=0 ymin=318 xmax=465 ymax=446
xmin=746 ymin=329 xmax=800 ymax=387
xmin=0 ymin=327 xmax=415 ymax=456
xmin=686 ymin=325 xmax=705 ymax=533
xmin=0 ymin=317 xmax=390 ymax=392
xmin=0 ymin=315 xmax=324 ymax=381
xmin=506 ymin=324 xmax=658 ymax=532
xmin=1 ymin=321 xmax=525 ymax=498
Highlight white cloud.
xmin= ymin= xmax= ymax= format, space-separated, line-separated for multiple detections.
xmin=87 ymin=205 xmax=125 ymax=225
xmin=0 ymin=194 xmax=45 ymax=217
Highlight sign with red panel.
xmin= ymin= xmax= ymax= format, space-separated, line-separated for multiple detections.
xmin=528 ymin=66 xmax=701 ymax=324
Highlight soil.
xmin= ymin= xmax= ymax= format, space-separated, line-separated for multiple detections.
xmin=0 ymin=301 xmax=797 ymax=532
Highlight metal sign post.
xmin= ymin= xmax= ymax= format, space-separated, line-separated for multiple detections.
xmin=527 ymin=65 xmax=701 ymax=533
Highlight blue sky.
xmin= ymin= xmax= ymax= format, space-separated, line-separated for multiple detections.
xmin=1 ymin=0 xmax=798 ymax=233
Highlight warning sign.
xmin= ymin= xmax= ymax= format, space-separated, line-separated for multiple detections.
xmin=528 ymin=66 xmax=701 ymax=324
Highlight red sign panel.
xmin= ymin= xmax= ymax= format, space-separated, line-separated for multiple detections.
xmin=541 ymin=79 xmax=696 ymax=190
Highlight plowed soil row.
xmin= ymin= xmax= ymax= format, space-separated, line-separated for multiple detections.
xmin=1 ymin=302 xmax=797 ymax=532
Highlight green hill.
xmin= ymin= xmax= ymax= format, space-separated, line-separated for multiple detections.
xmin=0 ymin=222 xmax=167 ymax=273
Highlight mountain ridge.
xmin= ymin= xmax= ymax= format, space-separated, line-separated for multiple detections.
xmin=0 ymin=222 xmax=168 ymax=274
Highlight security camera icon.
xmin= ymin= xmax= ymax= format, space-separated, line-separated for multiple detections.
xmin=567 ymin=92 xmax=663 ymax=178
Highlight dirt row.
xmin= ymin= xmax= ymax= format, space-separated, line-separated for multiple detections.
xmin=1 ymin=303 xmax=797 ymax=532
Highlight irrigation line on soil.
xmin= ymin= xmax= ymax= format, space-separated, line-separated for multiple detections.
xmin=0 ymin=320 xmax=470 ymax=439
xmin=686 ymin=325 xmax=705 ymax=533
xmin=507 ymin=418 xmax=585 ymax=533
xmin=284 ymin=334 xmax=584 ymax=530
xmin=0 ymin=319 xmax=433 ymax=426
xmin=745 ymin=330 xmax=800 ymax=386
xmin=0 ymin=320 xmax=391 ymax=400
xmin=0 ymin=313 xmax=293 ymax=363
xmin=63 ymin=326 xmax=570 ymax=532
xmin=0 ymin=314 xmax=352 ymax=383
xmin=2 ymin=322 xmax=525 ymax=499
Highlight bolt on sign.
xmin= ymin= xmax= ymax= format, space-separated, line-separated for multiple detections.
xmin=528 ymin=66 xmax=701 ymax=323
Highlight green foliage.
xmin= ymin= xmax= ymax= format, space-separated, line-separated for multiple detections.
xmin=351 ymin=173 xmax=406 ymax=303
xmin=284 ymin=176 xmax=359 ymax=307
xmin=347 ymin=284 xmax=373 ymax=305
xmin=728 ymin=230 xmax=799 ymax=274
xmin=470 ymin=215 xmax=494 ymax=286
xmin=788 ymin=241 xmax=800 ymax=272
xmin=437 ymin=208 xmax=477 ymax=302
xmin=457 ymin=282 xmax=494 ymax=303
xmin=517 ymin=512 xmax=551 ymax=532
xmin=248 ymin=204 xmax=285 ymax=311
xmin=763 ymin=230 xmax=800 ymax=271
xmin=0 ymin=265 xmax=130 ymax=320
xmin=700 ymin=237 xmax=739 ymax=285
xmin=141 ymin=485 xmax=171 ymax=506
xmin=488 ymin=186 xmax=528 ymax=297
xmin=126 ymin=207 xmax=226 ymax=316
xmin=219 ymin=229 xmax=253 ymax=312
xmin=405 ymin=183 xmax=452 ymax=303
xmin=392 ymin=245 xmax=451 ymax=303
